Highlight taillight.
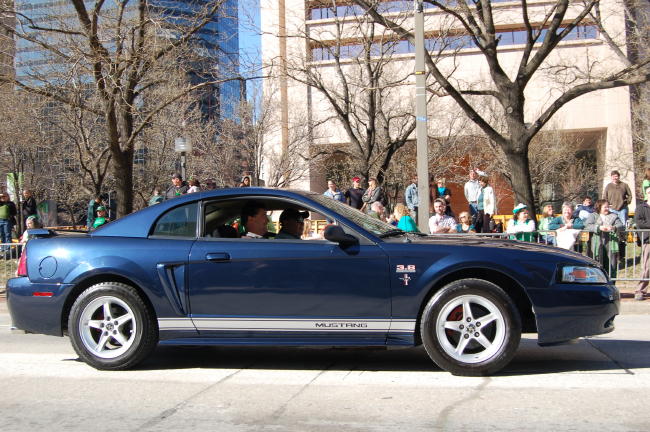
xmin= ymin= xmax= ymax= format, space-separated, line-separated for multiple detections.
xmin=16 ymin=246 xmax=27 ymax=277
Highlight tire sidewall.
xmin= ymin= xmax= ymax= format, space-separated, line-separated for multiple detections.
xmin=421 ymin=279 xmax=522 ymax=376
xmin=68 ymin=283 xmax=155 ymax=370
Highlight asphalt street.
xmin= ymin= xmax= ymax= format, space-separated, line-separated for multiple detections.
xmin=1 ymin=301 xmax=649 ymax=432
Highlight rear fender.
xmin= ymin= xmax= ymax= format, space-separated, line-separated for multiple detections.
xmin=62 ymin=256 xmax=178 ymax=317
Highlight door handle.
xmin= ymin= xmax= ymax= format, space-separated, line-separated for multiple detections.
xmin=206 ymin=252 xmax=231 ymax=262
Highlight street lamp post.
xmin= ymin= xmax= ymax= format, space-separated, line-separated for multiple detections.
xmin=414 ymin=0 xmax=430 ymax=233
xmin=174 ymin=137 xmax=192 ymax=180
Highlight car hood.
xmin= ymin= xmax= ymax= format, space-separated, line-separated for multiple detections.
xmin=392 ymin=233 xmax=596 ymax=263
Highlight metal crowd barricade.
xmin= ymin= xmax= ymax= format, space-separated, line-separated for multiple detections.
xmin=0 ymin=242 xmax=22 ymax=290
xmin=534 ymin=228 xmax=650 ymax=282
xmin=455 ymin=229 xmax=650 ymax=282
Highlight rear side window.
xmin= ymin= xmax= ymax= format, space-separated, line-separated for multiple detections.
xmin=152 ymin=203 xmax=197 ymax=238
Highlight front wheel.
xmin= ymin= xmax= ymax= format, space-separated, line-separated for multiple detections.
xmin=68 ymin=282 xmax=158 ymax=370
xmin=421 ymin=279 xmax=521 ymax=376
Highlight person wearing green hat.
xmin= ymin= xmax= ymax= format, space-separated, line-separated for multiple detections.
xmin=92 ymin=206 xmax=109 ymax=229
xmin=506 ymin=203 xmax=536 ymax=242
xmin=87 ymin=195 xmax=103 ymax=229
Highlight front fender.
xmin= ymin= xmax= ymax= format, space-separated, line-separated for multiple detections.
xmin=389 ymin=251 xmax=547 ymax=320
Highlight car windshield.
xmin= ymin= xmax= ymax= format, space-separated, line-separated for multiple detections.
xmin=309 ymin=194 xmax=402 ymax=237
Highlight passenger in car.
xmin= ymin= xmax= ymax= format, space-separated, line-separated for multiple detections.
xmin=240 ymin=201 xmax=274 ymax=239
xmin=213 ymin=225 xmax=238 ymax=238
xmin=276 ymin=209 xmax=309 ymax=240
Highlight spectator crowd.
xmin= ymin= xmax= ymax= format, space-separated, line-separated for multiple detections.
xmin=3 ymin=167 xmax=650 ymax=301
xmin=318 ymin=168 xmax=649 ymax=302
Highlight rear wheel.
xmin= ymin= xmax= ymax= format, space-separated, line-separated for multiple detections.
xmin=421 ymin=279 xmax=521 ymax=376
xmin=68 ymin=282 xmax=158 ymax=370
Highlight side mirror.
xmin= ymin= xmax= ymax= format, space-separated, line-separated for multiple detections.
xmin=324 ymin=224 xmax=359 ymax=248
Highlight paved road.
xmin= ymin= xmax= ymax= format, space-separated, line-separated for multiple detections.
xmin=1 ymin=304 xmax=649 ymax=432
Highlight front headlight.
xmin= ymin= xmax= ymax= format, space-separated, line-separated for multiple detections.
xmin=560 ymin=266 xmax=608 ymax=284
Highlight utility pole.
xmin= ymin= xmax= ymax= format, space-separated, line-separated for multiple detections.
xmin=414 ymin=0 xmax=430 ymax=233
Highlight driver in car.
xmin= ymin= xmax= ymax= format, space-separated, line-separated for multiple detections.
xmin=276 ymin=209 xmax=309 ymax=240
xmin=241 ymin=200 xmax=275 ymax=239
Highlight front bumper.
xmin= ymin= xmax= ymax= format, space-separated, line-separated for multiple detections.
xmin=6 ymin=277 xmax=75 ymax=336
xmin=529 ymin=282 xmax=619 ymax=344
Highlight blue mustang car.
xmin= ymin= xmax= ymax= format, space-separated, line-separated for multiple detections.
xmin=7 ymin=188 xmax=619 ymax=376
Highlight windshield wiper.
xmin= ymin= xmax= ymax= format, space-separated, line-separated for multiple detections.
xmin=407 ymin=231 xmax=427 ymax=237
xmin=379 ymin=229 xmax=407 ymax=238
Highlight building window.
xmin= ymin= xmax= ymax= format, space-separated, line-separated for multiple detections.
xmin=310 ymin=25 xmax=599 ymax=61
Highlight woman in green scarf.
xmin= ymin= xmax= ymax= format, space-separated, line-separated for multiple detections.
xmin=584 ymin=199 xmax=624 ymax=278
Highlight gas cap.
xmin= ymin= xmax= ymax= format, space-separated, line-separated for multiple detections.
xmin=38 ymin=256 xmax=57 ymax=278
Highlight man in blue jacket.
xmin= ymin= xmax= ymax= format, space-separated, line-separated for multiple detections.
xmin=323 ymin=180 xmax=345 ymax=202
xmin=405 ymin=175 xmax=419 ymax=222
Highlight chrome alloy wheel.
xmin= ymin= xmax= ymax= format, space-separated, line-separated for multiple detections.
xmin=79 ymin=296 xmax=137 ymax=359
xmin=435 ymin=294 xmax=506 ymax=364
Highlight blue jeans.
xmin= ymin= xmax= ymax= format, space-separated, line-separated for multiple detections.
xmin=469 ymin=203 xmax=479 ymax=226
xmin=610 ymin=208 xmax=628 ymax=226
xmin=0 ymin=219 xmax=12 ymax=247
xmin=618 ymin=207 xmax=628 ymax=226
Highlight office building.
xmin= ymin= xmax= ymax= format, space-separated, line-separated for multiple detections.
xmin=261 ymin=0 xmax=639 ymax=206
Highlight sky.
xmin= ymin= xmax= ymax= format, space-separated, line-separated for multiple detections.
xmin=238 ymin=0 xmax=262 ymax=100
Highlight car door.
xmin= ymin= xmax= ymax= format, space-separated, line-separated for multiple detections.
xmin=147 ymin=201 xmax=199 ymax=339
xmin=187 ymin=198 xmax=391 ymax=344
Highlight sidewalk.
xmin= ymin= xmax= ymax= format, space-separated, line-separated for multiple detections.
xmin=616 ymin=282 xmax=650 ymax=313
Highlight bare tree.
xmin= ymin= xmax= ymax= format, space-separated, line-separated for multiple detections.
xmin=355 ymin=0 xmax=650 ymax=213
xmin=591 ymin=1 xmax=650 ymax=187
xmin=0 ymin=0 xmax=241 ymax=217
xmin=281 ymin=7 xmax=430 ymax=185
xmin=0 ymin=92 xmax=50 ymax=227
xmin=48 ymin=96 xmax=112 ymax=198
xmin=211 ymin=87 xmax=316 ymax=188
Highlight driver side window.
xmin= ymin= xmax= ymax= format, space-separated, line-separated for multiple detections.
xmin=201 ymin=198 xmax=330 ymax=241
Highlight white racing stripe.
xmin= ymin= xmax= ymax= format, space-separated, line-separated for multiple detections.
xmin=158 ymin=318 xmax=196 ymax=330
xmin=158 ymin=317 xmax=416 ymax=333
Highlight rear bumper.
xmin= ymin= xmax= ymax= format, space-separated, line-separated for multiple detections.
xmin=530 ymin=282 xmax=619 ymax=344
xmin=6 ymin=277 xmax=74 ymax=336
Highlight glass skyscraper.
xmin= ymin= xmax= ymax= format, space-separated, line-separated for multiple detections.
xmin=151 ymin=0 xmax=240 ymax=119
xmin=13 ymin=0 xmax=240 ymax=119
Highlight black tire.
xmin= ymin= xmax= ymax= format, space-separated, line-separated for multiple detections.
xmin=420 ymin=278 xmax=521 ymax=376
xmin=68 ymin=282 xmax=158 ymax=370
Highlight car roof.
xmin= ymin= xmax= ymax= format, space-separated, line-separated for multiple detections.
xmin=91 ymin=188 xmax=319 ymax=238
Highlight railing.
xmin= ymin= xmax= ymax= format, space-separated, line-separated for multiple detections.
xmin=2 ymin=229 xmax=649 ymax=288
xmin=0 ymin=243 xmax=22 ymax=290
xmin=442 ymin=229 xmax=650 ymax=282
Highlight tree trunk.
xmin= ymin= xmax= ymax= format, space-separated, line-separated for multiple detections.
xmin=112 ymin=149 xmax=134 ymax=218
xmin=504 ymin=147 xmax=537 ymax=217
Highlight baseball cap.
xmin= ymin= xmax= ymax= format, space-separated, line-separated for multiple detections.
xmin=352 ymin=176 xmax=361 ymax=182
xmin=279 ymin=208 xmax=310 ymax=223
xmin=171 ymin=173 xmax=183 ymax=180
xmin=97 ymin=206 xmax=106 ymax=212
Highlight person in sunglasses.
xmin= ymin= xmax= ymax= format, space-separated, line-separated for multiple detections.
xmin=276 ymin=208 xmax=309 ymax=240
